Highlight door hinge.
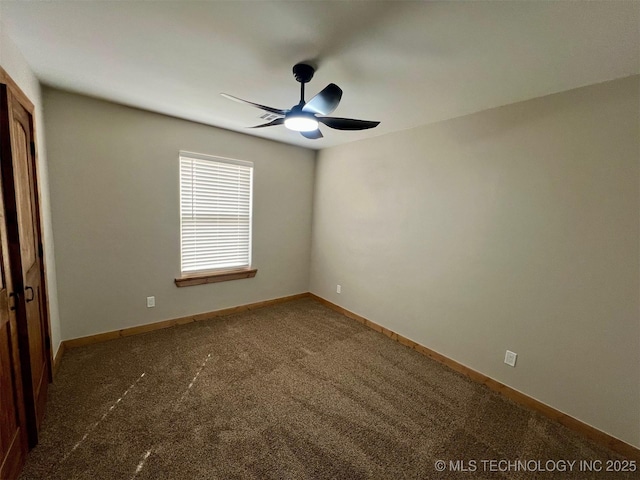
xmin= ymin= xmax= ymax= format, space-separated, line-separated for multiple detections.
xmin=38 ymin=242 xmax=44 ymax=259
xmin=30 ymin=141 xmax=36 ymax=157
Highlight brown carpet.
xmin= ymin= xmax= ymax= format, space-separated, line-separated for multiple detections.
xmin=19 ymin=298 xmax=633 ymax=479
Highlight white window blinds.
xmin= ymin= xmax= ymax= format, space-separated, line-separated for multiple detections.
xmin=179 ymin=152 xmax=253 ymax=273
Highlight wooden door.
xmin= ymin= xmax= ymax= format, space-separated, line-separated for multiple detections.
xmin=0 ymin=93 xmax=28 ymax=479
xmin=0 ymin=84 xmax=51 ymax=447
xmin=0 ymin=191 xmax=27 ymax=480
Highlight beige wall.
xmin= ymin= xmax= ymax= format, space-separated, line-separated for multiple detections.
xmin=43 ymin=89 xmax=315 ymax=340
xmin=0 ymin=16 xmax=62 ymax=356
xmin=310 ymin=76 xmax=640 ymax=447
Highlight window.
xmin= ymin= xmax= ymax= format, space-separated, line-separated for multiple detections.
xmin=176 ymin=151 xmax=256 ymax=287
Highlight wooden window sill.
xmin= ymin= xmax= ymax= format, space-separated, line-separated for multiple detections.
xmin=175 ymin=268 xmax=257 ymax=287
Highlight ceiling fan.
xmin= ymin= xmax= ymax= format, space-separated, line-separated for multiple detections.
xmin=221 ymin=63 xmax=380 ymax=140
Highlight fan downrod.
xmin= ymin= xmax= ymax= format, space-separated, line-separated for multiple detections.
xmin=293 ymin=63 xmax=315 ymax=84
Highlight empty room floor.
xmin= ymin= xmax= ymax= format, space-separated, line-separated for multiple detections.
xmin=19 ymin=299 xmax=632 ymax=479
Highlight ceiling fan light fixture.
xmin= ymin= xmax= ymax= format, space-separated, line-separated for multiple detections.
xmin=284 ymin=113 xmax=318 ymax=132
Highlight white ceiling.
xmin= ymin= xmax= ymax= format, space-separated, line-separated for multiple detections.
xmin=1 ymin=1 xmax=638 ymax=150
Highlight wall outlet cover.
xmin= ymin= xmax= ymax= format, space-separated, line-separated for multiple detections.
xmin=504 ymin=350 xmax=517 ymax=367
xmin=146 ymin=296 xmax=155 ymax=308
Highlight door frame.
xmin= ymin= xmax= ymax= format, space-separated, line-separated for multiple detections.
xmin=0 ymin=67 xmax=53 ymax=447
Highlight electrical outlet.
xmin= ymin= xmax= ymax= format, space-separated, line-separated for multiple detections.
xmin=146 ymin=296 xmax=155 ymax=308
xmin=336 ymin=285 xmax=341 ymax=294
xmin=504 ymin=350 xmax=517 ymax=367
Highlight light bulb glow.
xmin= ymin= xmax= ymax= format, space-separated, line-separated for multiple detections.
xmin=284 ymin=115 xmax=319 ymax=132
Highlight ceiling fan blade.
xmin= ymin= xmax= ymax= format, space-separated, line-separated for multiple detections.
xmin=302 ymin=83 xmax=343 ymax=116
xmin=319 ymin=117 xmax=380 ymax=130
xmin=221 ymin=93 xmax=287 ymax=116
xmin=249 ymin=118 xmax=285 ymax=128
xmin=300 ymin=129 xmax=323 ymax=140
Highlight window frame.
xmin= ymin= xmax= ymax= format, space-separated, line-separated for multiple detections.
xmin=175 ymin=151 xmax=256 ymax=287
